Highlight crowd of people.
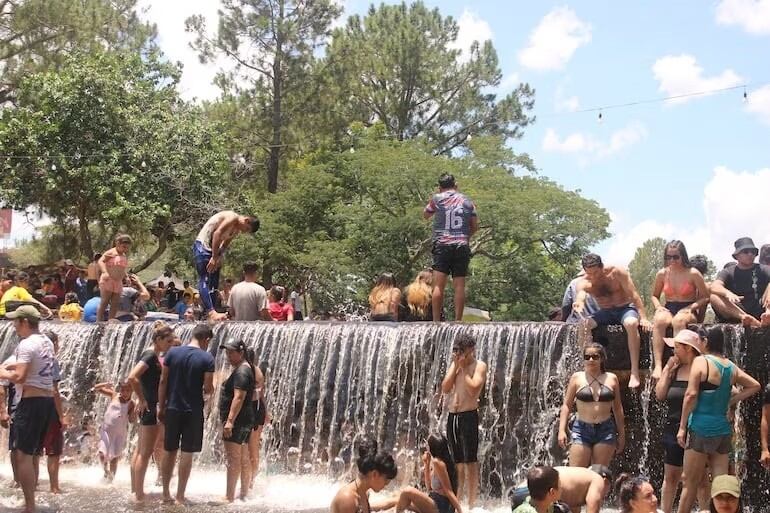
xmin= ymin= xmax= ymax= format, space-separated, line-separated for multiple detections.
xmin=0 ymin=172 xmax=769 ymax=513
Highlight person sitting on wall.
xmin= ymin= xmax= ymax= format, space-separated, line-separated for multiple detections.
xmin=573 ymin=253 xmax=652 ymax=389
xmin=709 ymin=237 xmax=770 ymax=328
xmin=512 ymin=465 xmax=613 ymax=513
xmin=561 ymin=271 xmax=599 ymax=324
xmin=649 ymin=240 xmax=709 ymax=380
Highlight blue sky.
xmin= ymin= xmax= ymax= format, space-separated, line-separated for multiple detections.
xmin=10 ymin=1 xmax=770 ymax=267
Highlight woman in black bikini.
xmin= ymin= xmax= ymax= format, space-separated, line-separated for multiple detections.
xmin=330 ymin=439 xmax=398 ymax=513
xmin=558 ymin=342 xmax=625 ymax=467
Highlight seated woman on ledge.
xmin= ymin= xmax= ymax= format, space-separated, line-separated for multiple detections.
xmin=651 ymin=240 xmax=709 ymax=380
xmin=369 ymin=273 xmax=401 ymax=322
xmin=558 ymin=343 xmax=625 ymax=467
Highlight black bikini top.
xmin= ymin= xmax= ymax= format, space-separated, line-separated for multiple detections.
xmin=576 ymin=376 xmax=615 ymax=402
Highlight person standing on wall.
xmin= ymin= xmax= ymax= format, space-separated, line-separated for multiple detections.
xmin=423 ymin=174 xmax=478 ymax=322
xmin=193 ymin=211 xmax=260 ymax=321
xmin=157 ymin=324 xmax=215 ymax=505
xmin=440 ymin=333 xmax=487 ymax=509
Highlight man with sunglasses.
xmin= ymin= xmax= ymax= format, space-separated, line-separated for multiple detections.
xmin=710 ymin=237 xmax=770 ymax=327
xmin=573 ymin=254 xmax=651 ymax=389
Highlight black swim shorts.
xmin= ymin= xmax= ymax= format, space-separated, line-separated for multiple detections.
xmin=13 ymin=396 xmax=55 ymax=456
xmin=164 ymin=409 xmax=204 ymax=453
xmin=223 ymin=423 xmax=252 ymax=445
xmin=253 ymin=399 xmax=266 ymax=429
xmin=432 ymin=244 xmax=471 ymax=277
xmin=140 ymin=403 xmax=158 ymax=426
xmin=447 ymin=409 xmax=479 ymax=463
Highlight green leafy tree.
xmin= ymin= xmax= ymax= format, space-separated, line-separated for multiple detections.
xmin=0 ymin=51 xmax=228 ymax=269
xmin=186 ymin=0 xmax=343 ymax=193
xmin=629 ymin=237 xmax=667 ymax=315
xmin=324 ymin=1 xmax=535 ymax=155
xmin=0 ymin=0 xmax=156 ymax=103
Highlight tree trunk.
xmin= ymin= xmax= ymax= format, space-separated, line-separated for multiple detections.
xmin=133 ymin=225 xmax=172 ymax=273
xmin=266 ymin=3 xmax=284 ymax=194
xmin=77 ymin=206 xmax=93 ymax=260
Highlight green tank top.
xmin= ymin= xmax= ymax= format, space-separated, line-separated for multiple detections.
xmin=688 ymin=355 xmax=734 ymax=437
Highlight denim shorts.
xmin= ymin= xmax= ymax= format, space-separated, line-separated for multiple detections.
xmin=571 ymin=418 xmax=616 ymax=446
xmin=591 ymin=305 xmax=639 ymax=326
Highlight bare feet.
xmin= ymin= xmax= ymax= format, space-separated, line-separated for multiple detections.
xmin=175 ymin=496 xmax=191 ymax=506
xmin=161 ymin=495 xmax=174 ymax=504
xmin=741 ymin=314 xmax=761 ymax=328
xmin=628 ymin=373 xmax=641 ymax=389
xmin=50 ymin=487 xmax=63 ymax=494
xmin=761 ymin=312 xmax=770 ymax=327
xmin=651 ymin=366 xmax=662 ymax=381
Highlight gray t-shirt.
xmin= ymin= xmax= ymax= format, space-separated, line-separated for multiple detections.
xmin=424 ymin=190 xmax=477 ymax=246
xmin=14 ymin=333 xmax=55 ymax=391
xmin=118 ymin=286 xmax=138 ymax=312
xmin=228 ymin=281 xmax=267 ymax=321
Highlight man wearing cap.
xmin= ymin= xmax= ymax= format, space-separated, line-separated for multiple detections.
xmin=0 ymin=272 xmax=52 ymax=319
xmin=512 ymin=465 xmax=612 ymax=513
xmin=710 ymin=237 xmax=770 ymax=327
xmin=157 ymin=324 xmax=215 ymax=505
xmin=0 ymin=305 xmax=57 ymax=513
xmin=193 ymin=211 xmax=260 ymax=321
xmin=423 ymin=173 xmax=479 ymax=322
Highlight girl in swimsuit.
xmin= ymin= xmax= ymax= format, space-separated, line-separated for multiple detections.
xmin=330 ymin=439 xmax=398 ymax=513
xmin=558 ymin=343 xmax=625 ymax=467
xmin=395 ymin=433 xmax=463 ymax=513
xmin=368 ymin=273 xmax=401 ymax=322
xmin=94 ymin=381 xmax=136 ymax=482
xmin=650 ymin=240 xmax=709 ymax=380
xmin=97 ymin=234 xmax=132 ymax=322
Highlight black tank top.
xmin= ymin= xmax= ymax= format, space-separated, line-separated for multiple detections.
xmin=666 ymin=380 xmax=688 ymax=428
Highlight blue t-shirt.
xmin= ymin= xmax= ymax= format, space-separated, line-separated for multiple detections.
xmin=83 ymin=297 xmax=101 ymax=322
xmin=163 ymin=345 xmax=215 ymax=413
xmin=424 ymin=190 xmax=477 ymax=246
xmin=175 ymin=300 xmax=189 ymax=320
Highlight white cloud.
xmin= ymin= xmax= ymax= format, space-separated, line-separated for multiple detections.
xmin=745 ymin=84 xmax=770 ymax=124
xmin=518 ymin=6 xmax=591 ymax=71
xmin=450 ymin=9 xmax=493 ymax=62
xmin=652 ymin=54 xmax=743 ymax=104
xmin=138 ymin=0 xmax=229 ymax=102
xmin=602 ymin=166 xmax=770 ymax=266
xmin=716 ymin=0 xmax=770 ymax=35
xmin=541 ymin=122 xmax=647 ymax=161
xmin=499 ymin=72 xmax=520 ymax=92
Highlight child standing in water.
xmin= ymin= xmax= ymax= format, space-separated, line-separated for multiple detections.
xmin=95 ymin=381 xmax=136 ymax=482
xmin=97 ymin=234 xmax=132 ymax=322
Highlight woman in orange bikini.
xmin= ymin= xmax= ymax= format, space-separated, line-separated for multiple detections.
xmin=650 ymin=240 xmax=709 ymax=380
xmin=97 ymin=234 xmax=132 ymax=322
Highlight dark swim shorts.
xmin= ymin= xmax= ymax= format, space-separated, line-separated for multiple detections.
xmin=447 ymin=409 xmax=479 ymax=463
xmin=432 ymin=244 xmax=471 ymax=277
xmin=591 ymin=305 xmax=639 ymax=326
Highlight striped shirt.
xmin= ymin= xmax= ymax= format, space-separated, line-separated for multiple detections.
xmin=424 ymin=190 xmax=477 ymax=245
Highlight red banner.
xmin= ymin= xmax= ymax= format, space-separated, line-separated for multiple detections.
xmin=0 ymin=209 xmax=11 ymax=239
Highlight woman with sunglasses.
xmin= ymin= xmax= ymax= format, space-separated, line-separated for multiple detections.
xmin=558 ymin=343 xmax=625 ymax=467
xmin=650 ymin=240 xmax=709 ymax=380
xmin=654 ymin=329 xmax=709 ymax=513
xmin=675 ymin=327 xmax=760 ymax=513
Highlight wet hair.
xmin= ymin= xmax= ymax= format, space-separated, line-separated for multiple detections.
xmin=705 ymin=327 xmax=725 ymax=355
xmin=243 ymin=262 xmax=259 ymax=275
xmin=191 ymin=324 xmax=214 ymax=342
xmin=428 ymin=433 xmax=457 ymax=493
xmin=438 ymin=173 xmax=456 ymax=189
xmin=527 ymin=466 xmax=560 ymax=501
xmin=151 ymin=321 xmax=174 ymax=343
xmin=247 ymin=216 xmax=260 ymax=233
xmin=270 ymin=285 xmax=285 ymax=302
xmin=65 ymin=292 xmax=79 ymax=305
xmin=664 ymin=240 xmax=691 ymax=268
xmin=690 ymin=254 xmax=708 ymax=276
xmin=368 ymin=273 xmax=397 ymax=309
xmin=581 ymin=253 xmax=603 ymax=269
xmin=114 ymin=234 xmax=132 ymax=245
xmin=584 ymin=342 xmax=607 ymax=373
xmin=355 ymin=439 xmax=397 ymax=480
xmin=453 ymin=333 xmax=476 ymax=352
xmin=405 ymin=270 xmax=432 ymax=319
xmin=615 ymin=473 xmax=648 ymax=513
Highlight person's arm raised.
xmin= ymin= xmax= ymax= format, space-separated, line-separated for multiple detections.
xmin=441 ymin=355 xmax=459 ymax=394
xmin=655 ymin=356 xmax=679 ymax=401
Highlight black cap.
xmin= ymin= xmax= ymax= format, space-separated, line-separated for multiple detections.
xmin=732 ymin=237 xmax=758 ymax=259
xmin=219 ymin=338 xmax=247 ymax=352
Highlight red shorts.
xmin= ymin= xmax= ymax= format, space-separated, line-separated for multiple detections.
xmin=41 ymin=417 xmax=64 ymax=456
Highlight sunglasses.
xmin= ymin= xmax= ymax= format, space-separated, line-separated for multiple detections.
xmin=583 ymin=353 xmax=602 ymax=361
xmin=664 ymin=254 xmax=681 ymax=261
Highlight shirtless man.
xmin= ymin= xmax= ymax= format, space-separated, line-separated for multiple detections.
xmin=512 ymin=465 xmax=613 ymax=513
xmin=441 ymin=333 xmax=488 ymax=508
xmin=193 ymin=211 xmax=259 ymax=320
xmin=573 ymin=253 xmax=651 ymax=389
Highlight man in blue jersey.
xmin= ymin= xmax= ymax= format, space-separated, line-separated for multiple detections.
xmin=424 ymin=174 xmax=479 ymax=321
